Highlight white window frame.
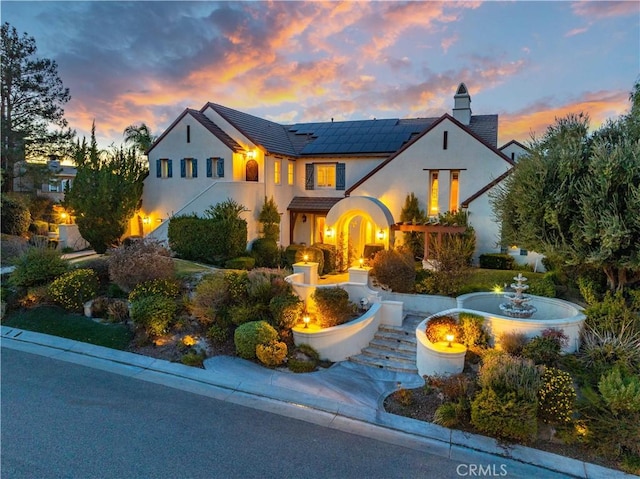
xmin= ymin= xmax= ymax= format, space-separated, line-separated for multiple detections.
xmin=317 ymin=164 xmax=336 ymax=189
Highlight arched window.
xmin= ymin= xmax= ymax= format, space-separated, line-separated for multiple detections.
xmin=246 ymin=159 xmax=258 ymax=182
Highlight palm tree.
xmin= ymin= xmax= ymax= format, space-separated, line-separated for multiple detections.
xmin=123 ymin=123 xmax=156 ymax=155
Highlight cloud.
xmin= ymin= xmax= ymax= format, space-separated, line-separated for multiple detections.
xmin=571 ymin=1 xmax=639 ymax=19
xmin=441 ymin=35 xmax=458 ymax=53
xmin=500 ymin=89 xmax=631 ymax=144
xmin=565 ymin=26 xmax=589 ymax=37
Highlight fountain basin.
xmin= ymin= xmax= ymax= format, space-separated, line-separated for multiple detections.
xmin=455 ymin=292 xmax=585 ymax=352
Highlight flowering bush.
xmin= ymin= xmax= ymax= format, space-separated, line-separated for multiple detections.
xmin=256 ymin=340 xmax=288 ymax=367
xmin=128 ymin=278 xmax=181 ymax=302
xmin=538 ymin=367 xmax=576 ymax=424
xmin=234 ymin=320 xmax=278 ymax=359
xmin=48 ymin=269 xmax=99 ymax=312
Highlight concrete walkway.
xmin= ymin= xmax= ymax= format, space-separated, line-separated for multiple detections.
xmin=1 ymin=326 xmax=632 ymax=479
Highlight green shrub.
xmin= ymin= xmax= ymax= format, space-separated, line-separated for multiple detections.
xmin=9 ymin=247 xmax=69 ymax=287
xmin=81 ymin=258 xmax=111 ymax=289
xmin=288 ymin=357 xmax=317 ymax=373
xmin=577 ymin=276 xmax=603 ymax=306
xmin=191 ymin=274 xmax=229 ymax=325
xmin=224 ymin=271 xmax=249 ymax=304
xmin=130 ymin=295 xmax=176 ymax=337
xmin=228 ymin=303 xmax=269 ymax=326
xmin=1 ymin=196 xmax=31 ymax=236
xmin=538 ymin=367 xmax=576 ymax=425
xmin=433 ymin=400 xmax=468 ymax=428
xmin=284 ymin=244 xmax=305 ymax=267
xmin=269 ymin=293 xmax=303 ymax=330
xmin=471 ymin=388 xmax=538 ymax=443
xmin=599 ymin=367 xmax=640 ymax=414
xmin=522 ymin=336 xmax=562 ymax=366
xmin=207 ymin=324 xmax=230 ymax=344
xmin=479 ymin=253 xmax=514 ymax=270
xmin=425 ymin=315 xmax=460 ymax=344
xmin=246 ymin=269 xmax=273 ymax=304
xmin=294 ymin=246 xmax=325 ymax=275
xmin=181 ymin=350 xmax=206 ymax=367
xmin=312 ymin=287 xmax=356 ymax=328
xmin=47 ymin=269 xmax=99 ymax=313
xmin=30 ymin=220 xmax=49 ymax=236
xmin=89 ymin=296 xmax=111 ymax=318
xmin=128 ymin=278 xmax=181 ymax=302
xmin=528 ymin=273 xmax=556 ymax=297
xmin=251 ymin=238 xmax=279 ymax=268
xmin=256 ymin=340 xmax=288 ymax=367
xmin=169 ymin=209 xmax=247 ymax=265
xmin=497 ymin=331 xmax=529 ymax=356
xmin=107 ymin=283 xmax=128 ymax=299
xmin=458 ymin=312 xmax=488 ymax=349
xmin=584 ymin=292 xmax=640 ymax=334
xmin=287 ymin=344 xmax=320 ymax=373
xmin=580 ymin=320 xmax=640 ymax=380
xmin=426 ymin=373 xmax=476 ymax=402
xmin=478 ymin=353 xmax=542 ymax=402
xmin=107 ymin=239 xmax=175 ymax=292
xmin=225 ymin=256 xmax=255 ymax=270
xmin=234 ymin=320 xmax=278 ymax=360
xmin=313 ymin=243 xmax=337 ymax=274
xmin=370 ymin=248 xmax=416 ymax=293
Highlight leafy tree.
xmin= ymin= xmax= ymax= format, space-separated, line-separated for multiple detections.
xmin=400 ymin=192 xmax=426 ymax=259
xmin=492 ymin=81 xmax=640 ymax=291
xmin=205 ymin=198 xmax=248 ymax=222
xmin=123 ymin=123 xmax=156 ymax=156
xmin=64 ymin=123 xmax=147 ymax=253
xmin=257 ymin=195 xmax=280 ymax=241
xmin=1 ymin=22 xmax=74 ymax=192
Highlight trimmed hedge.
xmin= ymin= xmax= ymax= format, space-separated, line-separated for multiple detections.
xmin=284 ymin=244 xmax=305 ymax=268
xmin=479 ymin=253 xmax=515 ymax=270
xmin=225 ymin=256 xmax=256 ymax=270
xmin=168 ymin=214 xmax=247 ymax=265
xmin=294 ymin=246 xmax=325 ymax=275
xmin=234 ymin=320 xmax=278 ymax=359
xmin=251 ymin=238 xmax=280 ymax=268
xmin=312 ymin=287 xmax=356 ymax=328
xmin=313 ymin=243 xmax=337 ymax=274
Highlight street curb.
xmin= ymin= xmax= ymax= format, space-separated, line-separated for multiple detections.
xmin=1 ymin=326 xmax=636 ymax=479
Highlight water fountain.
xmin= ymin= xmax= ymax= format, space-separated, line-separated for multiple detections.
xmin=499 ymin=273 xmax=537 ymax=318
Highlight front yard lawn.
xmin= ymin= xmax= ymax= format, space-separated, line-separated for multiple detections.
xmin=3 ymin=305 xmax=133 ymax=350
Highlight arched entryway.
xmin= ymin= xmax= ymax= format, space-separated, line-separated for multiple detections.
xmin=246 ymin=159 xmax=258 ymax=182
xmin=325 ymin=196 xmax=395 ymax=262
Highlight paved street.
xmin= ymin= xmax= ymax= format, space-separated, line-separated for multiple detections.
xmin=1 ymin=348 xmax=460 ymax=479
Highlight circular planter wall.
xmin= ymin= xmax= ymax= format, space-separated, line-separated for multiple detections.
xmin=416 ymin=318 xmax=466 ymax=377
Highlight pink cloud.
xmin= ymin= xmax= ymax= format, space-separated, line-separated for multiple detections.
xmin=571 ymin=1 xmax=639 ymax=18
xmin=500 ymin=89 xmax=631 ymax=144
xmin=565 ymin=26 xmax=589 ymax=37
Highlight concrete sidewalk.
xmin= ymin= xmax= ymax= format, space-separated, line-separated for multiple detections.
xmin=0 ymin=326 xmax=633 ymax=479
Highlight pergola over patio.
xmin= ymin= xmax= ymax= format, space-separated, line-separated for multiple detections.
xmin=390 ymin=223 xmax=467 ymax=259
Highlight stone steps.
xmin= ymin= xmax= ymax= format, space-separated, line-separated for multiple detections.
xmin=347 ymin=314 xmax=428 ymax=375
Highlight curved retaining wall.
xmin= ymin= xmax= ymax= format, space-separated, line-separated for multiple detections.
xmin=416 ymin=317 xmax=467 ymax=376
xmin=292 ymin=303 xmax=382 ymax=362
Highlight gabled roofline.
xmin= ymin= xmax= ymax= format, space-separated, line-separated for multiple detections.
xmin=147 ymin=108 xmax=243 ymax=155
xmin=346 ymin=113 xmax=515 ymax=196
xmin=499 ymin=139 xmax=530 ymax=152
xmin=460 ymin=169 xmax=511 ymax=208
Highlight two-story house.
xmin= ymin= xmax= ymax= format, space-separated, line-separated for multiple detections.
xmin=141 ymin=83 xmax=528 ymax=263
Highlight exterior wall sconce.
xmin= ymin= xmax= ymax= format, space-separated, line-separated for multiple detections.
xmin=142 ymin=216 xmax=150 ymax=225
xmin=325 ymin=227 xmax=333 ymax=238
xmin=377 ymin=229 xmax=385 ymax=241
xmin=246 ymin=150 xmax=257 ymax=160
xmin=301 ymin=214 xmax=307 ymax=223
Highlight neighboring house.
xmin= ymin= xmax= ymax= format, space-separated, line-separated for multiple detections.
xmin=12 ymin=158 xmax=76 ymax=203
xmin=141 ymin=83 xmax=522 ymax=263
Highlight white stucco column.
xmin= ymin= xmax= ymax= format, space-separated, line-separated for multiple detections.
xmin=348 ymin=266 xmax=370 ymax=285
xmin=293 ymin=262 xmax=318 ymax=285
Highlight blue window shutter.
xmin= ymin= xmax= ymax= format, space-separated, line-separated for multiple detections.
xmin=336 ymin=163 xmax=345 ymax=190
xmin=192 ymin=158 xmax=198 ymax=178
xmin=217 ymin=158 xmax=224 ymax=178
xmin=180 ymin=159 xmax=186 ymax=178
xmin=206 ymin=158 xmax=213 ymax=177
xmin=168 ymin=159 xmax=173 ymax=178
xmin=305 ymin=164 xmax=314 ymax=190
xmin=156 ymin=159 xmax=161 ymax=178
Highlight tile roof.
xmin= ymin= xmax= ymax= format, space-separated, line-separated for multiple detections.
xmin=287 ymin=196 xmax=344 ymax=212
xmin=188 ymin=110 xmax=244 ymax=152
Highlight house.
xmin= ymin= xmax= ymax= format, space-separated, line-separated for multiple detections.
xmin=141 ymin=83 xmax=521 ymax=263
xmin=12 ymin=158 xmax=76 ymax=203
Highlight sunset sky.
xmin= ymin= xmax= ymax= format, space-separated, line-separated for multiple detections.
xmin=3 ymin=1 xmax=639 ymax=150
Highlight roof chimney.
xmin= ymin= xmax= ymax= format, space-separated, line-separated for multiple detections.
xmin=453 ymin=83 xmax=471 ymax=125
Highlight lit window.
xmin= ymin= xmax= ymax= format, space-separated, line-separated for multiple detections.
xmin=449 ymin=171 xmax=459 ymax=212
xmin=288 ymin=162 xmax=294 ymax=185
xmin=317 ymin=165 xmax=336 ymax=188
xmin=274 ymin=159 xmax=281 ymax=185
xmin=429 ymin=171 xmax=439 ymax=215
